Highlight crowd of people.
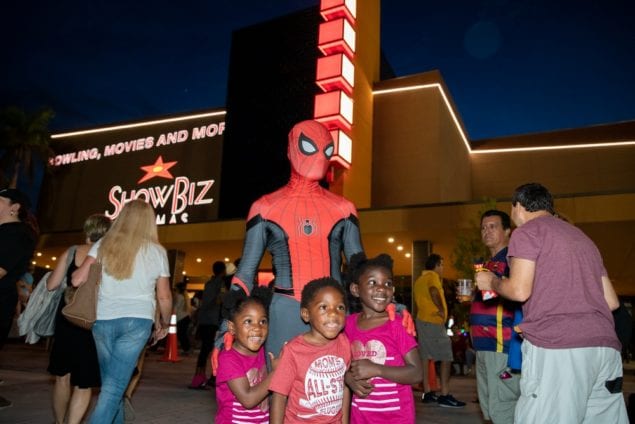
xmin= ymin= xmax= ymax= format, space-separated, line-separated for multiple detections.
xmin=0 ymin=119 xmax=632 ymax=423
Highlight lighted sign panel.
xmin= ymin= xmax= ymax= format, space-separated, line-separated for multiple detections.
xmin=320 ymin=0 xmax=357 ymax=22
xmin=330 ymin=129 xmax=352 ymax=166
xmin=316 ymin=54 xmax=355 ymax=94
xmin=39 ymin=112 xmax=226 ymax=232
xmin=317 ymin=18 xmax=356 ymax=59
xmin=314 ymin=0 xmax=356 ymax=169
xmin=314 ymin=90 xmax=354 ymax=130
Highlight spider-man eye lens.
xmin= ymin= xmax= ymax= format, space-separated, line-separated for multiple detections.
xmin=324 ymin=143 xmax=334 ymax=158
xmin=299 ymin=133 xmax=318 ymax=155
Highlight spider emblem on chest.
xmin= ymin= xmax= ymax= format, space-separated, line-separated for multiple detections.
xmin=299 ymin=218 xmax=316 ymax=236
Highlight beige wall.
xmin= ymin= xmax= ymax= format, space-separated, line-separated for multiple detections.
xmin=372 ymin=73 xmax=471 ymax=207
xmin=471 ymin=146 xmax=635 ymax=199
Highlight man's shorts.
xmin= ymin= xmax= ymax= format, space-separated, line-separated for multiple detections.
xmin=416 ymin=319 xmax=453 ymax=362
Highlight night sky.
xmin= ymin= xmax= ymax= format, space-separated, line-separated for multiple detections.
xmin=2 ymin=0 xmax=634 ymax=140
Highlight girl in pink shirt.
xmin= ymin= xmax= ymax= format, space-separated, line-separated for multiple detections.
xmin=345 ymin=253 xmax=424 ymax=423
xmin=215 ymin=286 xmax=277 ymax=424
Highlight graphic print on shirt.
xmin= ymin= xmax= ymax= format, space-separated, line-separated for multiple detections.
xmin=350 ymin=338 xmax=403 ymax=416
xmin=246 ymin=366 xmax=269 ymax=412
xmin=351 ymin=339 xmax=391 ymax=363
xmin=299 ymin=354 xmax=347 ymax=418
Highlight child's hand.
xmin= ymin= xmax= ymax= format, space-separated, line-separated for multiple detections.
xmin=345 ymin=370 xmax=373 ymax=398
xmin=151 ymin=326 xmax=168 ymax=345
xmin=349 ymin=359 xmax=379 ymax=380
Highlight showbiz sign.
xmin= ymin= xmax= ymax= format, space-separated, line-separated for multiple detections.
xmin=39 ymin=110 xmax=226 ymax=232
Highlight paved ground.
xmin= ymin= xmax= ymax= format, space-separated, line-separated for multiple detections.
xmin=0 ymin=338 xmax=633 ymax=423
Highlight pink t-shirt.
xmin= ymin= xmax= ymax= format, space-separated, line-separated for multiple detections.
xmin=269 ymin=333 xmax=351 ymax=423
xmin=508 ymin=215 xmax=620 ymax=350
xmin=344 ymin=313 xmax=418 ymax=423
xmin=215 ymin=347 xmax=269 ymax=424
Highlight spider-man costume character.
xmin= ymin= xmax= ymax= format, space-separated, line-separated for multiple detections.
xmin=231 ymin=119 xmax=363 ymax=357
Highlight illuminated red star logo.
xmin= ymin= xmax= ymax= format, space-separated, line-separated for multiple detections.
xmin=138 ymin=156 xmax=178 ymax=184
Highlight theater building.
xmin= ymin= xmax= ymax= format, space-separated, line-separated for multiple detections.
xmin=37 ymin=0 xmax=635 ymax=300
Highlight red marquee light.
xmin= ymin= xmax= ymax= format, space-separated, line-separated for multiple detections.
xmin=318 ymin=18 xmax=356 ymax=59
xmin=316 ymin=53 xmax=355 ymax=95
xmin=315 ymin=0 xmax=357 ymax=168
xmin=314 ymin=90 xmax=353 ymax=131
xmin=320 ymin=0 xmax=356 ymax=24
xmin=329 ymin=129 xmax=352 ymax=168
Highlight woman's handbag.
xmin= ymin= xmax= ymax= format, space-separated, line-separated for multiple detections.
xmin=62 ymin=261 xmax=101 ymax=330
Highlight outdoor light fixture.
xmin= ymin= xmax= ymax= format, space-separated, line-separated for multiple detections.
xmin=315 ymin=0 xmax=357 ymax=168
xmin=329 ymin=129 xmax=352 ymax=167
xmin=314 ymin=90 xmax=353 ymax=131
xmin=52 ymin=111 xmax=226 ymax=139
xmin=316 ymin=53 xmax=355 ymax=95
xmin=320 ymin=0 xmax=356 ymax=22
xmin=318 ymin=18 xmax=356 ymax=59
xmin=373 ymin=83 xmax=635 ymax=154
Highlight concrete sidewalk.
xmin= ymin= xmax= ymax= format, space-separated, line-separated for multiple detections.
xmin=0 ymin=339 xmax=486 ymax=423
xmin=3 ymin=339 xmax=634 ymax=423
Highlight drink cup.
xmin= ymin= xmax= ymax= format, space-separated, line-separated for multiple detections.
xmin=456 ymin=279 xmax=473 ymax=302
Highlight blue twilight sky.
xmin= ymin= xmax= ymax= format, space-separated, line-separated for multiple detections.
xmin=2 ymin=0 xmax=634 ymax=140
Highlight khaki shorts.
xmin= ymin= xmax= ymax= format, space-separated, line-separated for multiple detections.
xmin=416 ymin=319 xmax=453 ymax=362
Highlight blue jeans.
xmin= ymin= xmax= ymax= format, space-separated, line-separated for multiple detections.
xmin=89 ymin=318 xmax=152 ymax=424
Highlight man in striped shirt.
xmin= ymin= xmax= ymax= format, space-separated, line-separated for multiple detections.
xmin=469 ymin=210 xmax=522 ymax=423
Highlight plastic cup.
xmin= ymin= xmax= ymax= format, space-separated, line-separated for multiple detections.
xmin=456 ymin=279 xmax=473 ymax=302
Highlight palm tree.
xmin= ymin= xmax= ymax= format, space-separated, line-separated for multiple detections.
xmin=0 ymin=106 xmax=54 ymax=189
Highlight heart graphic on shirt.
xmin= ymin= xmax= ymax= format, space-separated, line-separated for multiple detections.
xmin=351 ymin=339 xmax=387 ymax=364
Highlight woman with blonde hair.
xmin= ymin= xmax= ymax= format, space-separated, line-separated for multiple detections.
xmin=72 ymin=199 xmax=172 ymax=424
xmin=47 ymin=213 xmax=111 ymax=424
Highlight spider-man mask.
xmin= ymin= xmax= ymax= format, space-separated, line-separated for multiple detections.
xmin=287 ymin=120 xmax=334 ymax=181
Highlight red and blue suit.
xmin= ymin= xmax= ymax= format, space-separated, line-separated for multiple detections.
xmin=230 ymin=120 xmax=363 ymax=357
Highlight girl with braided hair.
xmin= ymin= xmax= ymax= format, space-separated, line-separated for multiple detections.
xmin=344 ymin=252 xmax=424 ymax=423
xmin=215 ymin=284 xmax=277 ymax=424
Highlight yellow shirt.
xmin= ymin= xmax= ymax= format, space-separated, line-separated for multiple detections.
xmin=413 ymin=270 xmax=447 ymax=325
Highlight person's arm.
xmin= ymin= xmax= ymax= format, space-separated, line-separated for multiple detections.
xmin=348 ymin=348 xmax=424 ymax=385
xmin=429 ymin=286 xmax=446 ymax=321
xmin=155 ymin=276 xmax=173 ymax=329
xmin=342 ymin=385 xmax=351 ymax=424
xmin=344 ymin=369 xmax=373 ymax=398
xmin=226 ymin=352 xmax=277 ymax=409
xmin=70 ymin=256 xmax=96 ymax=287
xmin=269 ymin=392 xmax=287 ymax=424
xmin=0 ymin=268 xmax=6 ymax=279
xmin=602 ymin=275 xmax=620 ymax=311
xmin=46 ymin=248 xmax=70 ymax=291
xmin=16 ymin=277 xmax=30 ymax=304
xmin=475 ymin=257 xmax=535 ymax=302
